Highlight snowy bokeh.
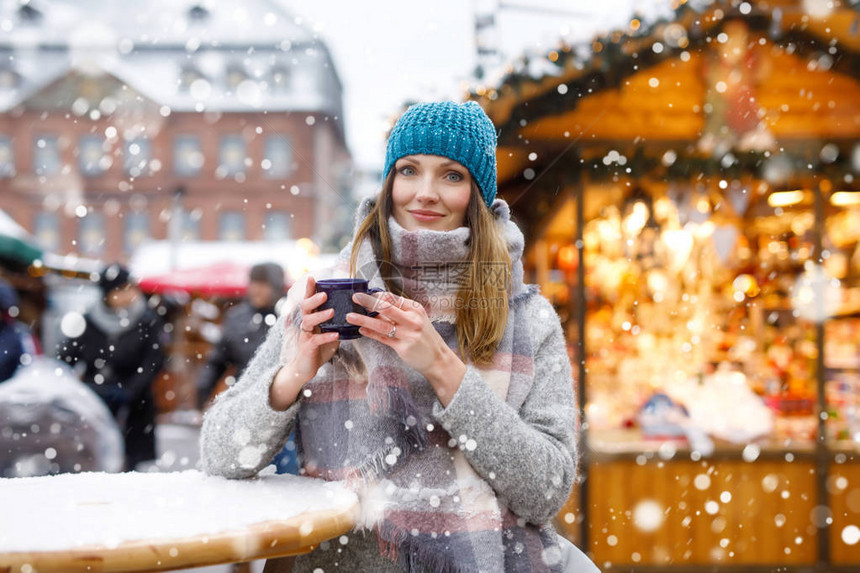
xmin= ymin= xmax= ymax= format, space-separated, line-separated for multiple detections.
xmin=632 ymin=499 xmax=664 ymax=532
xmin=843 ymin=525 xmax=860 ymax=546
xmin=59 ymin=311 xmax=87 ymax=338
xmin=790 ymin=264 xmax=842 ymax=323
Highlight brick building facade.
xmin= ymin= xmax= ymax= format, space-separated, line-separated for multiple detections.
xmin=0 ymin=0 xmax=353 ymax=264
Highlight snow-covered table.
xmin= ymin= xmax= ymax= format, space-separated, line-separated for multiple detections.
xmin=0 ymin=470 xmax=359 ymax=572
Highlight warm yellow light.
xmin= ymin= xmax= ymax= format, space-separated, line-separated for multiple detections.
xmin=768 ymin=190 xmax=805 ymax=208
xmin=661 ymin=229 xmax=693 ymax=271
xmin=296 ymin=237 xmax=319 ymax=256
xmin=558 ymin=245 xmax=578 ymax=270
xmin=630 ymin=19 xmax=641 ymax=31
xmin=695 ymin=220 xmax=715 ymax=239
xmin=622 ymin=202 xmax=649 ymax=236
xmin=732 ymin=274 xmax=760 ymax=297
xmin=548 ymin=51 xmax=559 ymax=62
xmin=831 ymin=191 xmax=860 ymax=207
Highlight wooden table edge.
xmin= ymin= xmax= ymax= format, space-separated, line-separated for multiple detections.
xmin=0 ymin=500 xmax=359 ymax=573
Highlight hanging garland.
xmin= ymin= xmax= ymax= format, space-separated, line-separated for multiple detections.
xmin=512 ymin=146 xmax=858 ymax=188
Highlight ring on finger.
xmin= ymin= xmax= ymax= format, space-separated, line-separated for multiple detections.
xmin=387 ymin=324 xmax=397 ymax=338
xmin=398 ymin=296 xmax=405 ymax=309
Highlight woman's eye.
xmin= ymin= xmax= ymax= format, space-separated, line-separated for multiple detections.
xmin=445 ymin=172 xmax=464 ymax=182
xmin=398 ymin=166 xmax=415 ymax=176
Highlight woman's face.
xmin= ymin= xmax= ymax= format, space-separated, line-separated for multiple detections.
xmin=391 ymin=154 xmax=472 ymax=232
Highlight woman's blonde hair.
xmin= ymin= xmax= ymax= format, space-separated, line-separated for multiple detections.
xmin=350 ymin=171 xmax=511 ymax=366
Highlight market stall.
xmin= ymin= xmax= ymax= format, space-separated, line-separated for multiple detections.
xmin=0 ymin=209 xmax=47 ymax=339
xmin=473 ymin=0 xmax=860 ymax=569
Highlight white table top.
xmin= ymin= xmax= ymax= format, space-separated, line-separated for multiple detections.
xmin=0 ymin=470 xmax=358 ymax=573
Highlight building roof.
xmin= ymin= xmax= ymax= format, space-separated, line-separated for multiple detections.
xmin=1 ymin=0 xmax=316 ymax=47
xmin=0 ymin=0 xmax=345 ymax=126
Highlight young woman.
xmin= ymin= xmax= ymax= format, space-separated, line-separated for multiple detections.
xmin=200 ymin=101 xmax=587 ymax=572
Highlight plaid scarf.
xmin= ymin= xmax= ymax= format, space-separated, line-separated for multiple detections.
xmin=293 ymin=199 xmax=562 ymax=572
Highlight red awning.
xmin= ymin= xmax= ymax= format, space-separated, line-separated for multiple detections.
xmin=138 ymin=261 xmax=256 ymax=297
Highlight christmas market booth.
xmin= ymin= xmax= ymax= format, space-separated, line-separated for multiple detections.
xmin=472 ymin=0 xmax=860 ymax=569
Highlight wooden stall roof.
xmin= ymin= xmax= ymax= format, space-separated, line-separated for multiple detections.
xmin=517 ymin=49 xmax=860 ymax=142
xmin=469 ymin=0 xmax=860 ymax=187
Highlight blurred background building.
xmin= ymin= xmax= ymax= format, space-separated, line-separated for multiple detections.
xmin=0 ymin=0 xmax=353 ymax=262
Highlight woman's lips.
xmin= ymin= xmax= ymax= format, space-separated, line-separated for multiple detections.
xmin=409 ymin=210 xmax=444 ymax=221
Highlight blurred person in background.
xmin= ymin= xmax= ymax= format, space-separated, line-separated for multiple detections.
xmin=195 ymin=262 xmax=286 ymax=408
xmin=196 ymin=262 xmax=298 ymax=474
xmin=57 ymin=264 xmax=165 ymax=471
xmin=0 ymin=278 xmax=40 ymax=383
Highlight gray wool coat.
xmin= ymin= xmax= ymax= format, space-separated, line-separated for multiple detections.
xmin=199 ymin=281 xmax=581 ymax=572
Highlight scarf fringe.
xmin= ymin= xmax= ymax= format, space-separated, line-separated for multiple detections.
xmin=355 ymin=446 xmax=394 ymax=484
xmin=353 ymin=429 xmax=426 ymax=486
xmin=367 ymin=383 xmax=429 ymax=446
xmin=378 ymin=520 xmax=480 ymax=573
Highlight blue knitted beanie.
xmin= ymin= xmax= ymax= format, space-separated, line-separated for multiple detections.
xmin=383 ymin=101 xmax=498 ymax=207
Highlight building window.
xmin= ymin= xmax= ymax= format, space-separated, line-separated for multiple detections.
xmin=226 ymin=65 xmax=247 ymax=90
xmin=218 ymin=135 xmax=246 ymax=178
xmin=179 ymin=65 xmax=204 ymax=92
xmin=78 ymin=212 xmax=105 ymax=256
xmin=263 ymin=211 xmax=291 ymax=241
xmin=218 ymin=211 xmax=244 ymax=241
xmin=33 ymin=135 xmax=60 ymax=176
xmin=188 ymin=5 xmax=209 ymax=21
xmin=124 ymin=212 xmax=149 ymax=253
xmin=33 ymin=211 xmax=59 ymax=251
xmin=0 ymin=136 xmax=14 ymax=178
xmin=262 ymin=135 xmax=292 ymax=178
xmin=0 ymin=68 xmax=18 ymax=90
xmin=182 ymin=208 xmax=202 ymax=242
xmin=174 ymin=135 xmax=203 ymax=176
xmin=125 ymin=137 xmax=152 ymax=177
xmin=78 ymin=135 xmax=107 ymax=177
xmin=270 ymin=66 xmax=290 ymax=94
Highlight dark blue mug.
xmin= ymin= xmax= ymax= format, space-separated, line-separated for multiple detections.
xmin=315 ymin=278 xmax=383 ymax=339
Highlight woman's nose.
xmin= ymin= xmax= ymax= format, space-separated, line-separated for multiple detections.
xmin=415 ymin=176 xmax=439 ymax=202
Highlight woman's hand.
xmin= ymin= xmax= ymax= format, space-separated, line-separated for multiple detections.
xmin=347 ymin=291 xmax=466 ymax=407
xmin=269 ymin=277 xmax=340 ymax=410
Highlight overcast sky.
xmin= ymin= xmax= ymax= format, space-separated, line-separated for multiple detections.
xmin=279 ymin=0 xmax=674 ymax=171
